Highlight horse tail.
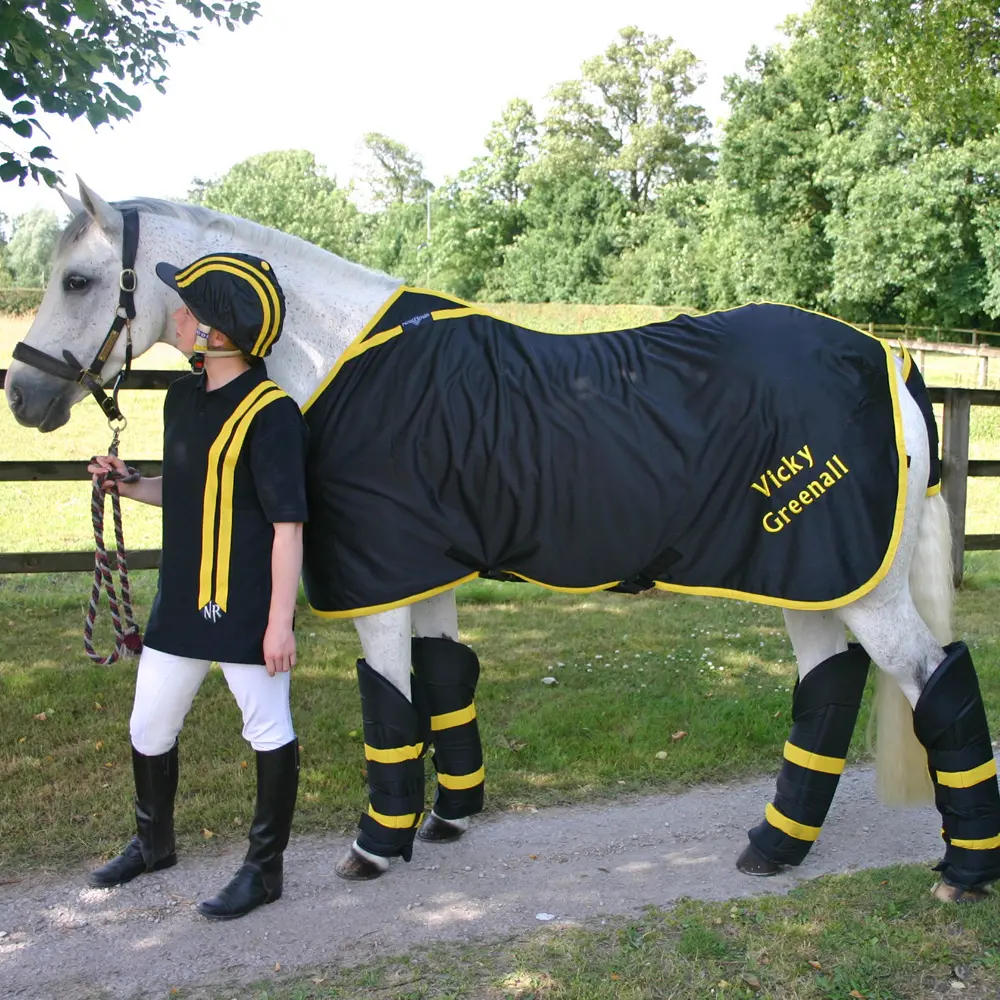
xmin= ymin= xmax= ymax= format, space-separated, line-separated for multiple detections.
xmin=875 ymin=353 xmax=950 ymax=806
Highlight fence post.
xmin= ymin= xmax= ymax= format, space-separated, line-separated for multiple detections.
xmin=979 ymin=353 xmax=989 ymax=388
xmin=941 ymin=388 xmax=971 ymax=586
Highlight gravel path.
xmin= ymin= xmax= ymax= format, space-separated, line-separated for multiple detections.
xmin=0 ymin=763 xmax=950 ymax=999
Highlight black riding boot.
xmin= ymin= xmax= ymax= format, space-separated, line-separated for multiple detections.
xmin=88 ymin=743 xmax=179 ymax=888
xmin=197 ymin=738 xmax=299 ymax=920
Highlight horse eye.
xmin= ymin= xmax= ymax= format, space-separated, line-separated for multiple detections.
xmin=63 ymin=274 xmax=90 ymax=292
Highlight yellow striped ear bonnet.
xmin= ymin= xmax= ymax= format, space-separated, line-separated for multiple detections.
xmin=155 ymin=252 xmax=285 ymax=358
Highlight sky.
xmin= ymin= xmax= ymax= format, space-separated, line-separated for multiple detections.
xmin=0 ymin=0 xmax=812 ymax=224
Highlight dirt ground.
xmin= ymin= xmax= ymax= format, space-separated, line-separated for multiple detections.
xmin=0 ymin=763 xmax=951 ymax=1000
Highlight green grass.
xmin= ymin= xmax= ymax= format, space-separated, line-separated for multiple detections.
xmin=4 ymin=574 xmax=1000 ymax=875
xmin=174 ymin=864 xmax=1000 ymax=999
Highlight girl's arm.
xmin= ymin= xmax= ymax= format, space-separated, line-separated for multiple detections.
xmin=262 ymin=521 xmax=303 ymax=676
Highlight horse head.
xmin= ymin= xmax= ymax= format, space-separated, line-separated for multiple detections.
xmin=5 ymin=177 xmax=174 ymax=431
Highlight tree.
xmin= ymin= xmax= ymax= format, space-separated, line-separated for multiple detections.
xmin=603 ymin=181 xmax=710 ymax=307
xmin=431 ymin=100 xmax=538 ymax=298
xmin=697 ymin=19 xmax=877 ymax=310
xmin=192 ymin=150 xmax=367 ymax=259
xmin=827 ymin=138 xmax=1000 ymax=326
xmin=543 ymin=26 xmax=712 ymax=208
xmin=6 ymin=207 xmax=61 ymax=285
xmin=487 ymin=172 xmax=626 ymax=302
xmin=360 ymin=133 xmax=433 ymax=207
xmin=0 ymin=1 xmax=260 ymax=186
xmin=813 ymin=0 xmax=1000 ymax=139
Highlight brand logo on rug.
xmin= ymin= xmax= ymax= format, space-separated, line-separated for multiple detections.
xmin=402 ymin=312 xmax=432 ymax=329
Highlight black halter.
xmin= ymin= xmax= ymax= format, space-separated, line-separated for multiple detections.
xmin=11 ymin=208 xmax=140 ymax=425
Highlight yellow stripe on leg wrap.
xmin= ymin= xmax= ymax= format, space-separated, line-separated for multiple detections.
xmin=783 ymin=741 xmax=846 ymax=775
xmin=437 ymin=766 xmax=485 ymax=790
xmin=431 ymin=703 xmax=476 ymax=731
xmin=765 ymin=803 xmax=821 ymax=842
xmin=948 ymin=832 xmax=1000 ymax=850
xmin=936 ymin=759 xmax=997 ymax=789
xmin=364 ymin=742 xmax=424 ymax=764
xmin=367 ymin=805 xmax=422 ymax=829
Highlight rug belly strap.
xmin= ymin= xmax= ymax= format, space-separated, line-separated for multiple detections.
xmin=412 ymin=637 xmax=485 ymax=820
xmin=355 ymin=659 xmax=425 ymax=860
xmin=750 ymin=643 xmax=870 ymax=866
xmin=914 ymin=642 xmax=1000 ymax=890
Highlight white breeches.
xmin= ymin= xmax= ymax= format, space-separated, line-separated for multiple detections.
xmin=130 ymin=645 xmax=295 ymax=755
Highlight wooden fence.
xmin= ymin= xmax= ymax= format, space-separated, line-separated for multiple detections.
xmin=1 ymin=369 xmax=999 ymax=586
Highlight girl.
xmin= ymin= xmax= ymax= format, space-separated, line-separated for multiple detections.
xmin=87 ymin=252 xmax=308 ymax=920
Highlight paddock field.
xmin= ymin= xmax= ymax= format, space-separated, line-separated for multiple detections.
xmin=1 ymin=305 xmax=1000 ymax=876
xmin=4 ymin=308 xmax=1000 ymax=999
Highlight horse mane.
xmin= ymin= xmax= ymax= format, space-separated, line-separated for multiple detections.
xmin=58 ymin=196 xmax=388 ymax=283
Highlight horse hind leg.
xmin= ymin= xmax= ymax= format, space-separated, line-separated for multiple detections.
xmin=738 ymin=609 xmax=870 ymax=876
xmin=410 ymin=591 xmax=484 ymax=844
xmin=840 ymin=592 xmax=1000 ymax=901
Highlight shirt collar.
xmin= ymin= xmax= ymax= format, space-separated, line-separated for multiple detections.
xmin=199 ymin=361 xmax=269 ymax=400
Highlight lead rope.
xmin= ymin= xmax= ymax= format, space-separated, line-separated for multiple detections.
xmin=84 ymin=413 xmax=144 ymax=665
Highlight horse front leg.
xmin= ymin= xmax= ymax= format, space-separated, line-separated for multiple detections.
xmin=411 ymin=590 xmax=484 ymax=844
xmin=335 ymin=606 xmax=427 ymax=881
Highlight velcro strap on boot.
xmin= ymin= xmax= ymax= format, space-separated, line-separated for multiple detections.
xmin=750 ymin=643 xmax=869 ymax=865
xmin=914 ymin=642 xmax=1000 ymax=889
xmin=412 ymin=637 xmax=485 ymax=819
xmin=356 ymin=659 xmax=426 ymax=861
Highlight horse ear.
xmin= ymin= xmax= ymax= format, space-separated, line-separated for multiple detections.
xmin=76 ymin=176 xmax=121 ymax=236
xmin=58 ymin=187 xmax=85 ymax=218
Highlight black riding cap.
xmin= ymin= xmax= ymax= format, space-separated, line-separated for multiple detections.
xmin=155 ymin=252 xmax=285 ymax=358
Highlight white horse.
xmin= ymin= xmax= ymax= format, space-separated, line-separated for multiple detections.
xmin=6 ymin=179 xmax=1000 ymax=900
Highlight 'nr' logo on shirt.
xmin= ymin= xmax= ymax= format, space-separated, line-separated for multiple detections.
xmin=201 ymin=602 xmax=225 ymax=623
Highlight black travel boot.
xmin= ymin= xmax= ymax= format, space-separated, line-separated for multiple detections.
xmin=88 ymin=743 xmax=179 ymax=888
xmin=198 ymin=738 xmax=299 ymax=920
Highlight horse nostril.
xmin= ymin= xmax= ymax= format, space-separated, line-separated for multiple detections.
xmin=8 ymin=385 xmax=23 ymax=413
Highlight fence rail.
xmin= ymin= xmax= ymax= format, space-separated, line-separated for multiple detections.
xmin=1 ymin=371 xmax=999 ymax=584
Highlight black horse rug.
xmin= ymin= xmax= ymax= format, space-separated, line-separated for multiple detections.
xmin=301 ymin=290 xmax=937 ymax=618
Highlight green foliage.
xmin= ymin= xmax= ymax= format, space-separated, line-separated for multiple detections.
xmin=487 ymin=172 xmax=627 ymax=302
xmin=360 ymin=132 xmax=433 ymax=208
xmin=0 ymin=287 xmax=43 ymax=313
xmin=0 ymin=1 xmax=259 ymax=186
xmin=6 ymin=207 xmax=60 ymax=286
xmin=814 ymin=0 xmax=1000 ymax=139
xmin=356 ymin=199 xmax=430 ymax=284
xmin=193 ymin=150 xmax=368 ymax=260
xmin=603 ymin=182 xmax=710 ymax=307
xmin=164 ymin=19 xmax=1000 ymax=327
xmin=430 ymin=99 xmax=537 ymax=298
xmin=827 ymin=138 xmax=1000 ymax=325
xmin=542 ymin=25 xmax=713 ymax=207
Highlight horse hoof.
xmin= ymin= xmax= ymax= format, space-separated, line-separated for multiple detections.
xmin=931 ymin=880 xmax=990 ymax=904
xmin=736 ymin=842 xmax=784 ymax=877
xmin=417 ymin=813 xmax=466 ymax=843
xmin=334 ymin=848 xmax=388 ymax=881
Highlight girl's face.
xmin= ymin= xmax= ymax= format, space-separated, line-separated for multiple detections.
xmin=172 ymin=304 xmax=202 ymax=356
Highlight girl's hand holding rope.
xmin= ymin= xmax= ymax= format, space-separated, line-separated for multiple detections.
xmin=88 ymin=455 xmax=163 ymax=507
xmin=88 ymin=454 xmax=139 ymax=497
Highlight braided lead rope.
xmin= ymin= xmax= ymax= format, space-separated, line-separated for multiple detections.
xmin=84 ymin=433 xmax=144 ymax=665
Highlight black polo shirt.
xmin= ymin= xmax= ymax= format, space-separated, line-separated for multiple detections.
xmin=144 ymin=364 xmax=309 ymax=665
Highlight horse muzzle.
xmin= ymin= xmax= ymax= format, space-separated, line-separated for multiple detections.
xmin=4 ymin=362 xmax=75 ymax=431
